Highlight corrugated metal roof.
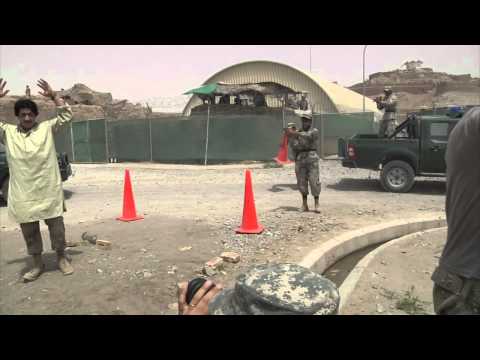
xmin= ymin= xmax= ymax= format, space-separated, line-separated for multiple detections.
xmin=182 ymin=60 xmax=381 ymax=119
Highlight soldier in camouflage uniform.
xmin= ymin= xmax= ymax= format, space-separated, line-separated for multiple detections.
xmin=285 ymin=113 xmax=321 ymax=213
xmin=375 ymin=86 xmax=398 ymax=138
xmin=178 ymin=263 xmax=339 ymax=315
xmin=298 ymin=92 xmax=310 ymax=111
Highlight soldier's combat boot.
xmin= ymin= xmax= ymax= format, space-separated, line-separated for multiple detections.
xmin=57 ymin=252 xmax=74 ymax=276
xmin=301 ymin=195 xmax=309 ymax=212
xmin=23 ymin=254 xmax=45 ymax=282
xmin=314 ymin=196 xmax=320 ymax=213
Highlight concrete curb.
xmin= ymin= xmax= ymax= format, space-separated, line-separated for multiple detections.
xmin=338 ymin=226 xmax=447 ymax=314
xmin=298 ymin=213 xmax=446 ymax=274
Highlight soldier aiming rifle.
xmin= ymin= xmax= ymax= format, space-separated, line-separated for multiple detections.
xmin=374 ymin=86 xmax=398 ymax=138
xmin=284 ymin=113 xmax=321 ymax=213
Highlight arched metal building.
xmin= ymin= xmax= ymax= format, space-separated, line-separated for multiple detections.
xmin=182 ymin=60 xmax=381 ymax=118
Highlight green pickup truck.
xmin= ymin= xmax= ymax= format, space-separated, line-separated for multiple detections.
xmin=338 ymin=112 xmax=462 ymax=193
xmin=0 ymin=143 xmax=72 ymax=203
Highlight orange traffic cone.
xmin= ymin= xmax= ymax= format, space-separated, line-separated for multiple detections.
xmin=235 ymin=169 xmax=264 ymax=234
xmin=117 ymin=169 xmax=144 ymax=222
xmin=273 ymin=133 xmax=292 ymax=165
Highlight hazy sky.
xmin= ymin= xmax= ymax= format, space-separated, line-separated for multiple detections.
xmin=0 ymin=45 xmax=478 ymax=102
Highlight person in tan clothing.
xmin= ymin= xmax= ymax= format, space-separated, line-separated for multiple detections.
xmin=0 ymin=78 xmax=74 ymax=282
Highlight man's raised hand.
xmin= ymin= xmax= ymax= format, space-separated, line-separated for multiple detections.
xmin=0 ymin=79 xmax=10 ymax=98
xmin=37 ymin=79 xmax=56 ymax=99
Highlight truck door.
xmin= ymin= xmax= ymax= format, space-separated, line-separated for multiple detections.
xmin=420 ymin=121 xmax=455 ymax=173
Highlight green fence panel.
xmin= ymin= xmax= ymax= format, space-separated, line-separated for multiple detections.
xmin=320 ymin=112 xmax=375 ymax=136
xmin=206 ymin=114 xmax=284 ymax=162
xmin=108 ymin=119 xmax=150 ymax=161
xmin=72 ymin=121 xmax=91 ymax=162
xmin=151 ymin=116 xmax=206 ymax=163
xmin=313 ymin=112 xmax=375 ymax=156
xmin=89 ymin=119 xmax=107 ymax=163
xmin=68 ymin=111 xmax=378 ymax=163
xmin=53 ymin=123 xmax=73 ymax=161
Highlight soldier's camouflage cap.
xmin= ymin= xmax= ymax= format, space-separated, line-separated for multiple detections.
xmin=208 ymin=263 xmax=340 ymax=315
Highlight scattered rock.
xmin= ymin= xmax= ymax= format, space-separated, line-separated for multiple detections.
xmin=96 ymin=239 xmax=112 ymax=250
xmin=97 ymin=269 xmax=103 ymax=274
xmin=203 ymin=257 xmax=224 ymax=276
xmin=220 ymin=252 xmax=241 ymax=263
xmin=205 ymin=257 xmax=224 ymax=269
xmin=168 ymin=303 xmax=178 ymax=311
xmin=140 ymin=248 xmax=147 ymax=253
xmin=179 ymin=246 xmax=192 ymax=252
xmin=88 ymin=259 xmax=97 ymax=264
xmin=376 ymin=304 xmax=385 ymax=313
xmin=381 ymin=260 xmax=387 ymax=265
xmin=167 ymin=266 xmax=178 ymax=275
xmin=66 ymin=241 xmax=80 ymax=247
xmin=203 ymin=267 xmax=217 ymax=277
xmin=143 ymin=271 xmax=153 ymax=279
xmin=81 ymin=232 xmax=97 ymax=244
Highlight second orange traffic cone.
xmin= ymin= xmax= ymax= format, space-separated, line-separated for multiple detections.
xmin=117 ymin=169 xmax=144 ymax=222
xmin=236 ymin=169 xmax=264 ymax=234
xmin=273 ymin=133 xmax=292 ymax=165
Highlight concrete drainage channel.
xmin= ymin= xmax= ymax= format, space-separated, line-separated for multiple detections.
xmin=297 ymin=213 xmax=446 ymax=314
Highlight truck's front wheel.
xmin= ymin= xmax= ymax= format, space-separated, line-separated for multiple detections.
xmin=1 ymin=176 xmax=9 ymax=203
xmin=380 ymin=160 xmax=415 ymax=193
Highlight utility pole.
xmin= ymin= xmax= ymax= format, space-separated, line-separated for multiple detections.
xmin=363 ymin=45 xmax=368 ymax=113
xmin=309 ymin=46 xmax=312 ymax=72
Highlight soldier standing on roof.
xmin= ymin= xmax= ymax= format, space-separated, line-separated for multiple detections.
xmin=375 ymin=86 xmax=398 ymax=137
xmin=285 ymin=112 xmax=321 ymax=213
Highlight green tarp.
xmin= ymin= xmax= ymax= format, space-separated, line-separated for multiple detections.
xmin=184 ymin=84 xmax=217 ymax=95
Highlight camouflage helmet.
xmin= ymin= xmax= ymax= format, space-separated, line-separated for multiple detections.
xmin=383 ymin=86 xmax=393 ymax=94
xmin=208 ymin=263 xmax=340 ymax=315
xmin=299 ymin=112 xmax=313 ymax=121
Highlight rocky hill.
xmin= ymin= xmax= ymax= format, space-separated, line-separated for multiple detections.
xmin=0 ymin=84 xmax=153 ymax=125
xmin=349 ymin=64 xmax=480 ymax=113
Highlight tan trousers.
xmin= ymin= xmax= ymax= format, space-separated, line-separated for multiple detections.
xmin=20 ymin=216 xmax=66 ymax=255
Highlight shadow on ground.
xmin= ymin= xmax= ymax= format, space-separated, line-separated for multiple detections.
xmin=270 ymin=206 xmax=301 ymax=212
xmin=6 ymin=249 xmax=83 ymax=280
xmin=327 ymin=178 xmax=446 ymax=195
xmin=268 ymin=184 xmax=298 ymax=193
xmin=64 ymin=190 xmax=74 ymax=200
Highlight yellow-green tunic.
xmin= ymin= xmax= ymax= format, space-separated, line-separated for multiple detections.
xmin=0 ymin=105 xmax=73 ymax=224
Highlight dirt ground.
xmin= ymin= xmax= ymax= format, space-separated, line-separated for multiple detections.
xmin=341 ymin=228 xmax=447 ymax=315
xmin=0 ymin=160 xmax=447 ymax=314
